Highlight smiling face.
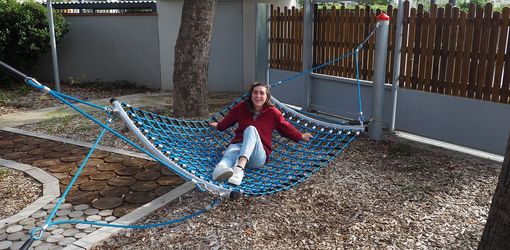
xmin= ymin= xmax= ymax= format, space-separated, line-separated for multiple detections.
xmin=251 ymin=85 xmax=268 ymax=111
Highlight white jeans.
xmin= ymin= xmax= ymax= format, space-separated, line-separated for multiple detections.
xmin=216 ymin=126 xmax=266 ymax=169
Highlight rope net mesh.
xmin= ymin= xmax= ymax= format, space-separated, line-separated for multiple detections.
xmin=125 ymin=98 xmax=359 ymax=197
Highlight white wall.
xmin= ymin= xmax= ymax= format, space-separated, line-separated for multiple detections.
xmin=156 ymin=0 xmax=183 ymax=90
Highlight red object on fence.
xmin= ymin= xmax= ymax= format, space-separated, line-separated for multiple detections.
xmin=377 ymin=13 xmax=390 ymax=21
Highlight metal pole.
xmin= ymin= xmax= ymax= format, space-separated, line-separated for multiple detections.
xmin=302 ymin=0 xmax=313 ymax=109
xmin=369 ymin=13 xmax=390 ymax=141
xmin=47 ymin=0 xmax=61 ymax=91
xmin=389 ymin=0 xmax=405 ymax=133
xmin=255 ymin=3 xmax=269 ymax=84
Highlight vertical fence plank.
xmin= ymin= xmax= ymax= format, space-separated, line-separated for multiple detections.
xmin=484 ymin=8 xmax=499 ymax=100
xmin=468 ymin=4 xmax=483 ymax=98
xmin=312 ymin=4 xmax=318 ymax=71
xmin=437 ymin=4 xmax=451 ymax=94
xmin=494 ymin=8 xmax=509 ymax=103
xmin=452 ymin=10 xmax=467 ymax=96
xmin=325 ymin=7 xmax=333 ymax=75
xmin=501 ymin=7 xmax=510 ymax=104
xmin=405 ymin=7 xmax=417 ymax=89
xmin=399 ymin=1 xmax=410 ymax=87
xmin=431 ymin=6 xmax=444 ymax=93
xmin=368 ymin=6 xmax=377 ymax=81
xmin=424 ymin=4 xmax=437 ymax=92
xmin=445 ymin=5 xmax=459 ymax=95
xmin=476 ymin=4 xmax=492 ymax=99
xmin=460 ymin=4 xmax=476 ymax=97
xmin=411 ymin=5 xmax=423 ymax=89
xmin=417 ymin=7 xmax=430 ymax=91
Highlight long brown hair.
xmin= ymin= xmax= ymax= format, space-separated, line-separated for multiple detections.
xmin=246 ymin=82 xmax=274 ymax=113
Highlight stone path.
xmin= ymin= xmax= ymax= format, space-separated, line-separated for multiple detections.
xmin=0 ymin=130 xmax=188 ymax=249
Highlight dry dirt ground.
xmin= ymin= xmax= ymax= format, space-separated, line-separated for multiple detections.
xmin=0 ymin=167 xmax=41 ymax=219
xmin=0 ymin=84 xmax=502 ymax=249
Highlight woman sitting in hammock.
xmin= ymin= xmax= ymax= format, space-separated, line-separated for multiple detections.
xmin=210 ymin=82 xmax=313 ymax=186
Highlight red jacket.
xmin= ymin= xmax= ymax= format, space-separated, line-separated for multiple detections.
xmin=216 ymin=101 xmax=303 ymax=157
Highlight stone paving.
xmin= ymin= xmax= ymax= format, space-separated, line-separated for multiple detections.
xmin=0 ymin=130 xmax=186 ymax=249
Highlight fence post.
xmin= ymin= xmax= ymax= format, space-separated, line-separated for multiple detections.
xmin=369 ymin=13 xmax=390 ymax=141
xmin=390 ymin=0 xmax=405 ymax=133
xmin=302 ymin=0 xmax=313 ymax=109
xmin=255 ymin=3 xmax=270 ymax=83
xmin=46 ymin=0 xmax=61 ymax=92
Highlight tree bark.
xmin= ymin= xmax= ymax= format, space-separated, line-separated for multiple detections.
xmin=479 ymin=134 xmax=510 ymax=249
xmin=172 ymin=0 xmax=217 ymax=117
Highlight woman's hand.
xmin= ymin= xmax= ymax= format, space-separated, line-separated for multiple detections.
xmin=301 ymin=132 xmax=313 ymax=142
xmin=209 ymin=122 xmax=218 ymax=128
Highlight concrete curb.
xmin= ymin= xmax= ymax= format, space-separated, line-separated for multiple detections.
xmin=0 ymin=158 xmax=60 ymax=228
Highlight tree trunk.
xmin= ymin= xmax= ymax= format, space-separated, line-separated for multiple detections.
xmin=479 ymin=134 xmax=510 ymax=249
xmin=172 ymin=0 xmax=217 ymax=117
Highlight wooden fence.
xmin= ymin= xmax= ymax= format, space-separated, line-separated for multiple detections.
xmin=269 ymin=2 xmax=510 ymax=104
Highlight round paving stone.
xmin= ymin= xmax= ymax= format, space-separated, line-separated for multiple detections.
xmin=123 ymin=158 xmax=147 ymax=167
xmin=115 ymin=167 xmax=142 ymax=176
xmin=104 ymin=155 xmax=127 ymax=163
xmin=84 ymin=209 xmax=99 ymax=216
xmin=46 ymin=234 xmax=64 ymax=243
xmin=85 ymin=215 xmax=101 ymax=222
xmin=130 ymin=181 xmax=158 ymax=192
xmin=155 ymin=186 xmax=174 ymax=196
xmin=0 ymin=148 xmax=13 ymax=155
xmin=51 ymin=228 xmax=65 ymax=235
xmin=5 ymin=225 xmax=22 ymax=234
xmin=0 ymin=234 xmax=6 ymax=241
xmin=75 ymin=224 xmax=90 ymax=230
xmin=0 ymin=141 xmax=14 ymax=148
xmin=161 ymin=168 xmax=179 ymax=176
xmin=98 ymin=210 xmax=113 ymax=217
xmin=92 ymin=197 xmax=123 ymax=210
xmin=60 ymin=176 xmax=89 ymax=186
xmin=53 ymin=145 xmax=71 ymax=152
xmin=91 ymin=151 xmax=110 ymax=159
xmin=9 ymin=241 xmax=24 ymax=250
xmin=69 ymin=167 xmax=96 ymax=176
xmin=46 ymin=225 xmax=58 ymax=232
xmin=79 ymin=180 xmax=107 ymax=191
xmin=157 ymin=176 xmax=185 ymax=186
xmin=20 ymin=157 xmax=43 ymax=164
xmin=124 ymin=192 xmax=156 ymax=204
xmin=70 ymin=148 xmax=89 ymax=154
xmin=3 ymin=152 xmax=29 ymax=160
xmin=89 ymin=172 xmax=116 ymax=181
xmin=134 ymin=170 xmax=161 ymax=181
xmin=83 ymin=227 xmax=96 ymax=233
xmin=104 ymin=216 xmax=117 ymax=222
xmin=66 ymin=191 xmax=98 ymax=205
xmin=97 ymin=163 xmax=123 ymax=172
xmin=112 ymin=204 xmax=139 ymax=217
xmin=58 ymin=237 xmax=75 ymax=246
xmin=48 ymin=163 xmax=76 ymax=174
xmin=56 ymin=210 xmax=71 ymax=217
xmin=62 ymin=229 xmax=79 ymax=237
xmin=60 ymin=155 xmax=83 ymax=163
xmin=68 ymin=211 xmax=84 ymax=218
xmin=35 ymin=243 xmax=56 ymax=250
xmin=60 ymin=203 xmax=73 ymax=210
xmin=74 ymin=233 xmax=87 ymax=239
xmin=73 ymin=204 xmax=89 ymax=211
xmin=77 ymin=158 xmax=104 ymax=168
xmin=16 ymin=144 xmax=38 ymax=152
xmin=0 ymin=241 xmax=11 ymax=250
xmin=27 ymin=148 xmax=50 ymax=156
xmin=143 ymin=162 xmax=164 ymax=171
xmin=108 ymin=176 xmax=136 ymax=187
xmin=99 ymin=186 xmax=130 ymax=198
xmin=32 ymin=159 xmax=62 ymax=168
xmin=92 ymin=221 xmax=107 ymax=228
xmin=6 ymin=232 xmax=24 ymax=241
xmin=18 ymin=218 xmax=35 ymax=226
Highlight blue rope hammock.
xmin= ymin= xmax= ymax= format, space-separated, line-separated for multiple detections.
xmin=0 ymin=24 xmax=378 ymax=249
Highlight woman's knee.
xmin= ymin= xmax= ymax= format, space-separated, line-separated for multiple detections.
xmin=243 ymin=125 xmax=258 ymax=136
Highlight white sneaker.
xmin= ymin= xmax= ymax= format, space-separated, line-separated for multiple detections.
xmin=228 ymin=166 xmax=244 ymax=186
xmin=212 ymin=165 xmax=233 ymax=181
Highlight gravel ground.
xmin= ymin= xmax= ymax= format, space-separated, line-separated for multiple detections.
xmin=2 ymin=87 xmax=502 ymax=249
xmin=0 ymin=167 xmax=42 ymax=219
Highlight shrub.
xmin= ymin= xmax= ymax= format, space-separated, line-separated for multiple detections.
xmin=0 ymin=0 xmax=69 ymax=83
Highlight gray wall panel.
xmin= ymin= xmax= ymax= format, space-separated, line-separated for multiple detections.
xmin=34 ymin=15 xmax=161 ymax=89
